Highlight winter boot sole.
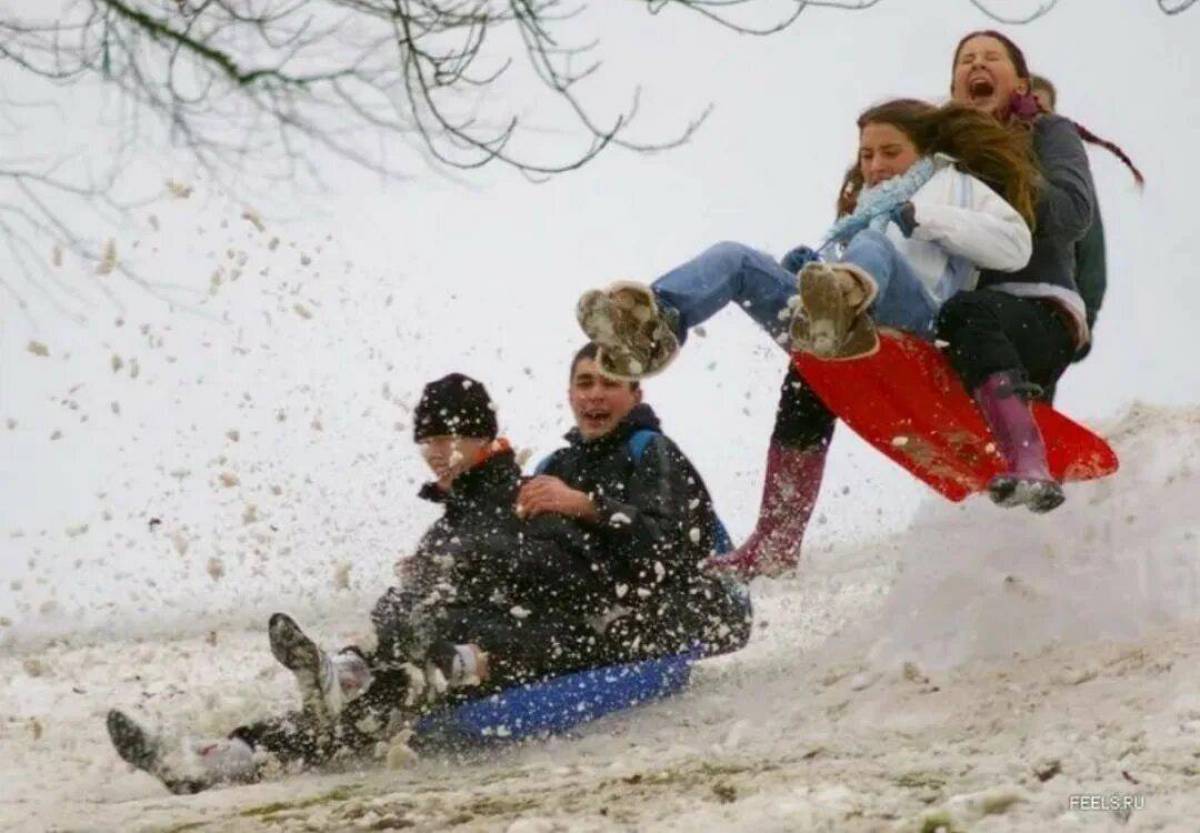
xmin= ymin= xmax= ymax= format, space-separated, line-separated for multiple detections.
xmin=107 ymin=710 xmax=205 ymax=795
xmin=791 ymin=264 xmax=879 ymax=360
xmin=268 ymin=613 xmax=337 ymax=725
xmin=576 ymin=283 xmax=679 ymax=380
xmin=987 ymin=476 xmax=1066 ymax=513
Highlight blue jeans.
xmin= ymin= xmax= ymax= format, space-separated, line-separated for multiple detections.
xmin=652 ymin=242 xmax=795 ymax=347
xmin=651 ymin=231 xmax=939 ymax=345
xmin=841 ymin=229 xmax=939 ymax=336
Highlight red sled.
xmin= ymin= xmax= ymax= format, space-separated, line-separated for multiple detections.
xmin=791 ymin=328 xmax=1119 ymax=502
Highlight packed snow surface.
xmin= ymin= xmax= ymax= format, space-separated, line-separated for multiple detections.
xmin=2 ymin=404 xmax=1198 ymax=832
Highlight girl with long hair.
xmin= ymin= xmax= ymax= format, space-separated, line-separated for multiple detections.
xmin=937 ymin=30 xmax=1138 ymax=514
xmin=575 ymin=97 xmax=1039 ymax=576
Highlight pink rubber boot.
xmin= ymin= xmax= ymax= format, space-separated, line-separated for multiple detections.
xmin=974 ymin=371 xmax=1065 ymax=513
xmin=706 ymin=442 xmax=827 ymax=578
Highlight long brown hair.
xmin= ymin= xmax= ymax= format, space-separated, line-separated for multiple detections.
xmin=835 ymin=98 xmax=1040 ymax=230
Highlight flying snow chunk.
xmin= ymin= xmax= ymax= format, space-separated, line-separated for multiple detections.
xmin=241 ymin=207 xmax=266 ymax=232
xmin=165 ymin=179 xmax=193 ymax=199
xmin=892 ymin=435 xmax=910 ymax=447
xmin=610 ymin=512 xmax=632 ymax=527
xmin=510 ymin=605 xmax=531 ymax=619
xmin=95 ymin=240 xmax=117 ymax=275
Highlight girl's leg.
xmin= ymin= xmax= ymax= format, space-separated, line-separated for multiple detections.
xmin=840 ymin=229 xmax=939 ymax=336
xmin=652 ymin=241 xmax=799 ymax=345
xmin=708 ymin=365 xmax=835 ymax=578
xmin=578 ymin=242 xmax=799 ymax=379
xmin=936 ymin=290 xmax=1076 ymax=512
xmin=936 ymin=290 xmax=1075 ymax=394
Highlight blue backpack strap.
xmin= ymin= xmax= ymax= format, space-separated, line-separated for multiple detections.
xmin=627 ymin=429 xmax=733 ymax=555
xmin=627 ymin=428 xmax=660 ymax=463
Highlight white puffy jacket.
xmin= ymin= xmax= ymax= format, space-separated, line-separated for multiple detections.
xmin=886 ymin=153 xmax=1033 ymax=306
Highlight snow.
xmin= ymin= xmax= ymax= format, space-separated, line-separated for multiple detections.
xmin=2 ymin=405 xmax=1198 ymax=832
xmin=1 ymin=3 xmax=1198 ymax=831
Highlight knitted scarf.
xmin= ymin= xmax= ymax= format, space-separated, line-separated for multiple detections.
xmin=818 ymin=156 xmax=937 ymax=254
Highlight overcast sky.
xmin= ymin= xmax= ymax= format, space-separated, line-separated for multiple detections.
xmin=2 ymin=1 xmax=1198 ymax=645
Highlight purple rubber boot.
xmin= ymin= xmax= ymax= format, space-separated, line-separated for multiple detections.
xmin=973 ymin=371 xmax=1065 ymax=513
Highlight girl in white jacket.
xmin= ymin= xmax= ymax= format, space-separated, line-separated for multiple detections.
xmin=574 ymin=99 xmax=1041 ymax=578
xmin=577 ymin=99 xmax=1039 ymax=377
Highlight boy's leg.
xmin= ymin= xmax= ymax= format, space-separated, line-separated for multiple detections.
xmin=107 ymin=710 xmax=257 ymax=794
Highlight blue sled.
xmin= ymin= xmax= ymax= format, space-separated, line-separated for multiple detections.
xmin=412 ymin=652 xmax=696 ymax=748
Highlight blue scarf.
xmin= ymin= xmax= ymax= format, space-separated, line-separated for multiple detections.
xmin=818 ymin=156 xmax=937 ymax=255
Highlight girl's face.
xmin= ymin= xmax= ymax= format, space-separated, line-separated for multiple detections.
xmin=858 ymin=122 xmax=920 ymax=187
xmin=952 ymin=35 xmax=1028 ymax=117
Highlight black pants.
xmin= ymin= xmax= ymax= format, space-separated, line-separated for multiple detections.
xmin=231 ymin=664 xmax=414 ymax=768
xmin=771 ymin=364 xmax=836 ymax=452
xmin=936 ymin=289 xmax=1076 ymax=397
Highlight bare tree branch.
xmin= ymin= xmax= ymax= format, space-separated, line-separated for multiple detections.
xmin=0 ymin=0 xmax=1193 ymax=309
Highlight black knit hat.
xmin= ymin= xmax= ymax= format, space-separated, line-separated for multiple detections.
xmin=413 ymin=373 xmax=498 ymax=442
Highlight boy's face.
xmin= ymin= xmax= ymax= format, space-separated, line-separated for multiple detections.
xmin=568 ymin=358 xmax=642 ymax=441
xmin=420 ymin=435 xmax=490 ymax=488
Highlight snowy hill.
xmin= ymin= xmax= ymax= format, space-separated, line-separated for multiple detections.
xmin=2 ymin=404 xmax=1198 ymax=832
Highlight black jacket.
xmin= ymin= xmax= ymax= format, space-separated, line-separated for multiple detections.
xmin=536 ymin=404 xmax=750 ymax=658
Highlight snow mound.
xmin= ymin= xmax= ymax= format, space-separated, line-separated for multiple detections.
xmin=845 ymin=402 xmax=1200 ymax=672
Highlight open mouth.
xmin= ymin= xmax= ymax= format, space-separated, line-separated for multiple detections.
xmin=968 ymin=76 xmax=995 ymax=100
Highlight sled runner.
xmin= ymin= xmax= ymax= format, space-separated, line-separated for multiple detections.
xmin=792 ymin=328 xmax=1119 ymax=502
xmin=413 ymin=651 xmax=695 ymax=748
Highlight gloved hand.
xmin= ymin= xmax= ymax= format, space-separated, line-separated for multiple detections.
xmin=780 ymin=245 xmax=820 ymax=274
xmin=890 ymin=202 xmax=918 ymax=238
xmin=1008 ymin=90 xmax=1043 ymax=124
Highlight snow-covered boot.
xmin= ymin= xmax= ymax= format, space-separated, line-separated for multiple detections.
xmin=268 ymin=613 xmax=370 ymax=724
xmin=576 ymin=281 xmax=680 ymax=380
xmin=790 ymin=262 xmax=879 ymax=359
xmin=705 ymin=442 xmax=828 ymax=578
xmin=973 ymin=371 xmax=1065 ymax=513
xmin=107 ymin=710 xmax=255 ymax=794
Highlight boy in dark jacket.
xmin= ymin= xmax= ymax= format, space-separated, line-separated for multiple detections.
xmin=518 ymin=343 xmax=751 ymax=662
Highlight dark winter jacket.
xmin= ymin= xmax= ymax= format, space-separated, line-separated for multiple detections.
xmin=977 ymin=114 xmax=1097 ymax=346
xmin=1071 ymin=201 xmax=1107 ymax=361
xmin=535 ymin=404 xmax=751 ymax=659
xmin=371 ymin=448 xmax=525 ymax=662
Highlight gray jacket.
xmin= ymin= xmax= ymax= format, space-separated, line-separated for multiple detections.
xmin=978 ymin=114 xmax=1097 ymax=346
